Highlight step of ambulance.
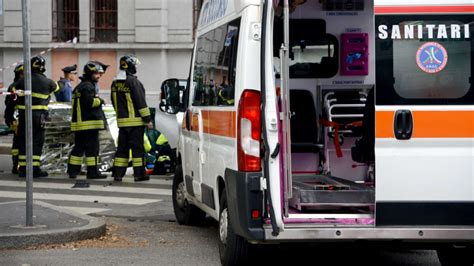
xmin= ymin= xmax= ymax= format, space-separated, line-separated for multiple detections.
xmin=289 ymin=175 xmax=374 ymax=211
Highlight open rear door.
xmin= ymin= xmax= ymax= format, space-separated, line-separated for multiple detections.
xmin=374 ymin=9 xmax=474 ymax=226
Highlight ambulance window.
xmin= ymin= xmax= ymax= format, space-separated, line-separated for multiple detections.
xmin=192 ymin=18 xmax=240 ymax=106
xmin=273 ymin=19 xmax=338 ymax=79
xmin=376 ymin=15 xmax=473 ymax=105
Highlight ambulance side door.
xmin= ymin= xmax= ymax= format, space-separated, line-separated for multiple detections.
xmin=182 ymin=32 xmax=216 ymax=202
xmin=374 ymin=13 xmax=474 ymax=226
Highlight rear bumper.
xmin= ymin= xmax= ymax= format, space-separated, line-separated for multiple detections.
xmin=264 ymin=226 xmax=474 ymax=243
xmin=225 ymin=169 xmax=265 ymax=241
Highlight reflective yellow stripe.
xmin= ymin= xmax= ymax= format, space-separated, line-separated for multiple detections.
xmin=53 ymin=81 xmax=60 ymax=93
xmin=16 ymin=105 xmax=48 ymax=111
xmin=139 ymin=107 xmax=150 ymax=117
xmin=144 ymin=134 xmax=151 ymax=153
xmin=31 ymin=92 xmax=50 ymax=99
xmin=19 ymin=155 xmax=41 ymax=160
xmin=132 ymin=158 xmax=143 ymax=167
xmin=71 ymin=125 xmax=105 ymax=131
xmin=69 ymin=155 xmax=83 ymax=165
xmin=70 ymin=120 xmax=105 ymax=131
xmin=114 ymin=157 xmax=129 ymax=163
xmin=114 ymin=157 xmax=129 ymax=167
xmin=11 ymin=149 xmax=19 ymax=156
xmin=158 ymin=155 xmax=171 ymax=162
xmin=126 ymin=93 xmax=135 ymax=118
xmin=86 ymin=157 xmax=97 ymax=166
xmin=92 ymin=98 xmax=101 ymax=108
xmin=219 ymin=90 xmax=235 ymax=105
xmin=117 ymin=118 xmax=145 ymax=128
xmin=19 ymin=161 xmax=41 ymax=167
xmin=156 ymin=134 xmax=169 ymax=146
xmin=76 ymin=98 xmax=82 ymax=122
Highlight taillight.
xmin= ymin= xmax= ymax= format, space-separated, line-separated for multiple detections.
xmin=237 ymin=90 xmax=261 ymax=172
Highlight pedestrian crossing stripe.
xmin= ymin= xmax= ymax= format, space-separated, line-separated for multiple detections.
xmin=0 ymin=180 xmax=172 ymax=196
xmin=60 ymin=206 xmax=111 ymax=215
xmin=27 ymin=175 xmax=173 ymax=186
xmin=0 ymin=191 xmax=162 ymax=205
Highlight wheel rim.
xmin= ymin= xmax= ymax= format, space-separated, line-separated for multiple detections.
xmin=219 ymin=208 xmax=229 ymax=244
xmin=176 ymin=182 xmax=186 ymax=209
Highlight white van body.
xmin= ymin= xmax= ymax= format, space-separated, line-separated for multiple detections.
xmin=165 ymin=0 xmax=474 ymax=264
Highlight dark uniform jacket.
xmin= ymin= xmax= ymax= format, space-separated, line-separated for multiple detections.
xmin=4 ymin=82 xmax=16 ymax=106
xmin=4 ymin=72 xmax=59 ymax=124
xmin=111 ymin=74 xmax=151 ymax=128
xmin=71 ymin=78 xmax=106 ymax=132
xmin=3 ymin=82 xmax=17 ymax=126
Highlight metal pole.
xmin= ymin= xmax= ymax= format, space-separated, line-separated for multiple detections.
xmin=21 ymin=0 xmax=34 ymax=227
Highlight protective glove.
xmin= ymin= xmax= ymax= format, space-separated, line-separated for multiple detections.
xmin=9 ymin=120 xmax=18 ymax=134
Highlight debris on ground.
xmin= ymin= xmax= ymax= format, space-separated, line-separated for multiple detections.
xmin=19 ymin=223 xmax=149 ymax=250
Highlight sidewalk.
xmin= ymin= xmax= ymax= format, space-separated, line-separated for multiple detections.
xmin=0 ymin=200 xmax=105 ymax=249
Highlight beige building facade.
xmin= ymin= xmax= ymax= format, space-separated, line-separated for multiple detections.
xmin=0 ymin=0 xmax=199 ymax=107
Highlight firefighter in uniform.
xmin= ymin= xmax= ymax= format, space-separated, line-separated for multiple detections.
xmin=67 ymin=61 xmax=108 ymax=179
xmin=111 ymin=55 xmax=152 ymax=182
xmin=5 ymin=56 xmax=59 ymax=178
xmin=4 ymin=64 xmax=24 ymax=173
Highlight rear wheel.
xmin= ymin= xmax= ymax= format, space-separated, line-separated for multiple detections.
xmin=218 ymin=190 xmax=249 ymax=266
xmin=437 ymin=246 xmax=473 ymax=266
xmin=172 ymin=162 xmax=205 ymax=225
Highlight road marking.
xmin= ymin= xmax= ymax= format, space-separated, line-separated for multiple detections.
xmin=0 ymin=191 xmax=162 ymax=205
xmin=60 ymin=206 xmax=111 ymax=215
xmin=45 ymin=176 xmax=174 ymax=186
xmin=0 ymin=180 xmax=172 ymax=196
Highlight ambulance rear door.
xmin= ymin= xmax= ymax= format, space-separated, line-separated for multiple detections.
xmin=374 ymin=7 xmax=474 ymax=226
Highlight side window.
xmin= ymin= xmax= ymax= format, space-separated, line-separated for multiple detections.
xmin=376 ymin=15 xmax=473 ymax=105
xmin=192 ymin=18 xmax=240 ymax=106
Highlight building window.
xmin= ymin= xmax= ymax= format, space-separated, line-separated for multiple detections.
xmin=90 ymin=0 xmax=117 ymax=42
xmin=52 ymin=0 xmax=79 ymax=42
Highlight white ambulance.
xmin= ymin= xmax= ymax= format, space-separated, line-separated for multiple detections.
xmin=160 ymin=0 xmax=474 ymax=265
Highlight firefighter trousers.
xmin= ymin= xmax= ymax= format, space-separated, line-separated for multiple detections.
xmin=112 ymin=126 xmax=145 ymax=178
xmin=17 ymin=111 xmax=45 ymax=172
xmin=67 ymin=130 xmax=100 ymax=176
xmin=11 ymin=130 xmax=19 ymax=170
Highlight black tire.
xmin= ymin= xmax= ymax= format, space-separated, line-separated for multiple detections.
xmin=172 ymin=162 xmax=206 ymax=225
xmin=218 ymin=190 xmax=249 ymax=266
xmin=437 ymin=246 xmax=474 ymax=266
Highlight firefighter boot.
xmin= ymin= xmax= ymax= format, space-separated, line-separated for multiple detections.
xmin=33 ymin=167 xmax=48 ymax=178
xmin=134 ymin=175 xmax=150 ymax=182
xmin=18 ymin=167 xmax=48 ymax=178
xmin=87 ymin=166 xmax=107 ymax=179
xmin=133 ymin=166 xmax=150 ymax=182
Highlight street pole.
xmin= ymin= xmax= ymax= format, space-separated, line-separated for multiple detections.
xmin=21 ymin=0 xmax=34 ymax=227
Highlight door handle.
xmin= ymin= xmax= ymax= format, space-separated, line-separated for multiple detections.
xmin=394 ymin=110 xmax=413 ymax=140
xmin=185 ymin=109 xmax=191 ymax=131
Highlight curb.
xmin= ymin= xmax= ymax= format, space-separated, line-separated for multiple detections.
xmin=0 ymin=200 xmax=106 ymax=249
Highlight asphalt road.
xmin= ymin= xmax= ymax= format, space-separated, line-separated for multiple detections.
xmin=0 ymin=154 xmax=442 ymax=265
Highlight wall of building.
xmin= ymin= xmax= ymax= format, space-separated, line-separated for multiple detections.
xmin=0 ymin=0 xmax=196 ymax=124
xmin=0 ymin=0 xmax=194 ymax=92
